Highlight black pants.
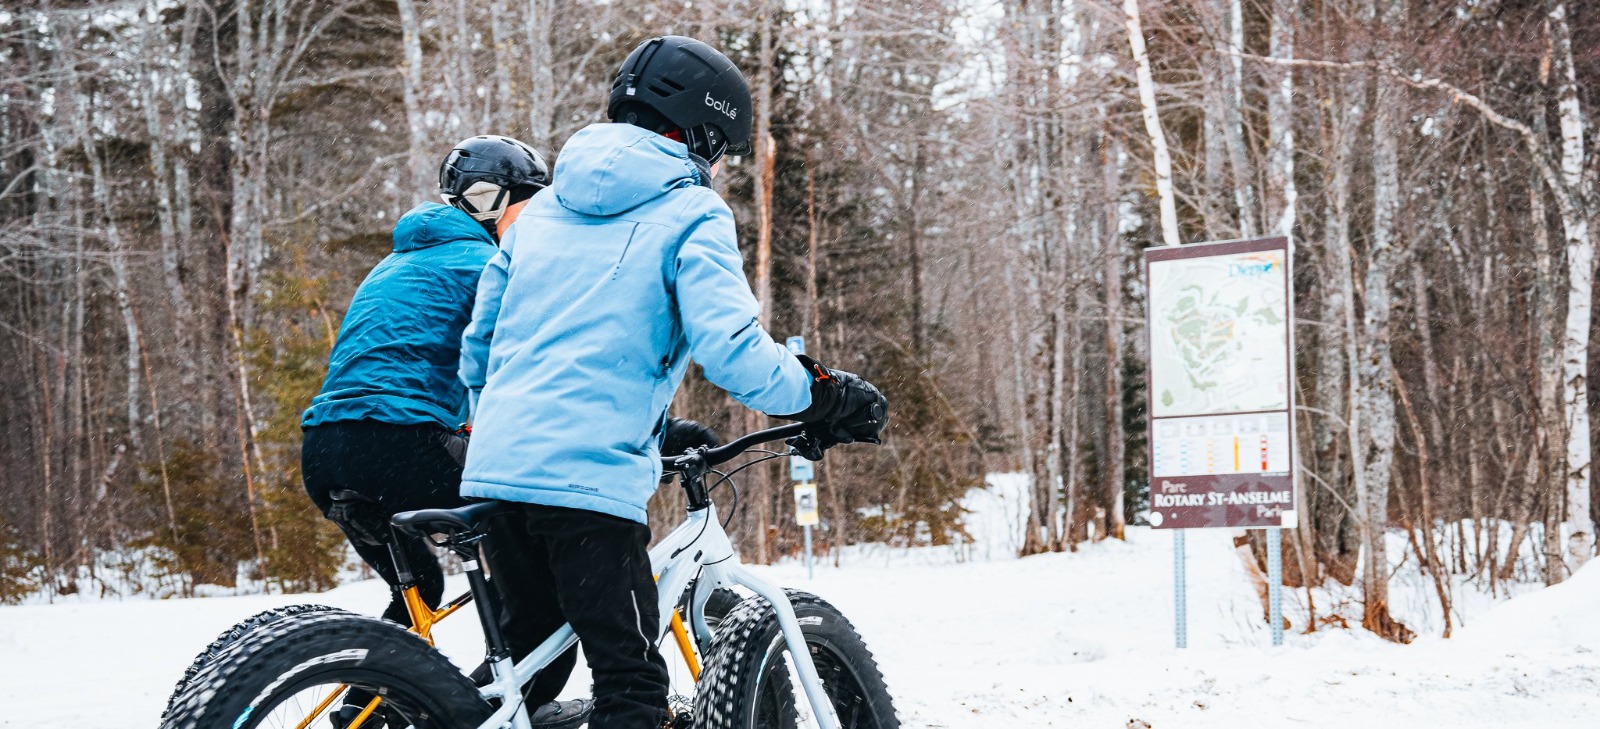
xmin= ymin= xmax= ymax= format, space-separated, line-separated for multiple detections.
xmin=475 ymin=503 xmax=669 ymax=729
xmin=302 ymin=421 xmax=469 ymax=624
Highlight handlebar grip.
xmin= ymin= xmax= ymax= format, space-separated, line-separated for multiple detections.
xmin=660 ymin=421 xmax=809 ymax=470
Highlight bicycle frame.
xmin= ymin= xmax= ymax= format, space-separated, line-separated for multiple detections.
xmin=473 ymin=501 xmax=842 ymax=729
xmin=304 ymin=524 xmax=721 ymax=729
xmin=325 ymin=424 xmax=839 ymax=729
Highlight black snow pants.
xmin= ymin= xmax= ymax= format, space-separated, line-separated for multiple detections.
xmin=471 ymin=503 xmax=670 ymax=729
xmin=301 ymin=421 xmax=470 ymax=624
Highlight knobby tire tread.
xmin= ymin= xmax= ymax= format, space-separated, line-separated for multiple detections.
xmin=161 ymin=610 xmax=491 ymax=729
xmin=693 ymin=590 xmax=898 ymax=729
xmin=162 ymin=603 xmax=347 ymax=719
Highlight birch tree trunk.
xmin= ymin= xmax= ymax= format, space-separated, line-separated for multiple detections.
xmin=1265 ymin=0 xmax=1298 ymax=238
xmin=396 ymin=0 xmax=431 ymax=198
xmin=452 ymin=0 xmax=476 ymax=132
xmin=1123 ymin=0 xmax=1180 ymax=246
xmin=1528 ymin=110 xmax=1567 ymax=586
xmin=489 ymin=1 xmax=514 ymax=130
xmin=1201 ymin=79 xmax=1228 ymax=239
xmin=1217 ymin=0 xmax=1256 ymax=237
xmin=1046 ymin=302 xmax=1068 ymax=549
xmin=1357 ymin=16 xmax=1414 ymax=640
xmin=1548 ymin=0 xmax=1595 ymax=571
xmin=141 ymin=5 xmax=199 ymax=403
xmin=524 ymin=0 xmax=554 ymax=147
xmin=64 ymin=38 xmax=143 ymax=459
xmin=1315 ymin=76 xmax=1363 ymax=556
xmin=1103 ymin=134 xmax=1127 ymax=540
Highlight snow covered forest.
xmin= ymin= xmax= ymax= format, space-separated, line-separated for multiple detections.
xmin=2 ymin=0 xmax=1598 ymax=648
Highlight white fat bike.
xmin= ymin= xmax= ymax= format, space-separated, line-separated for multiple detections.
xmin=160 ymin=423 xmax=899 ymax=729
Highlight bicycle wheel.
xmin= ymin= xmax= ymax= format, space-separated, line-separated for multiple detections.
xmin=162 ymin=604 xmax=347 ymax=719
xmin=678 ymin=582 xmax=743 ymax=632
xmin=161 ymin=610 xmax=492 ymax=729
xmin=693 ymin=591 xmax=898 ymax=729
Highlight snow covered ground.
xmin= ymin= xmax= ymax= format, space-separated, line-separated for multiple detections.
xmin=2 ymin=478 xmax=1596 ymax=727
xmin=3 ymin=528 xmax=1595 ymax=727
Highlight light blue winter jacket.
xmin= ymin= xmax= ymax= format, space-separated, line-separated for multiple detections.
xmin=304 ymin=202 xmax=497 ymax=430
xmin=458 ymin=123 xmax=813 ymax=523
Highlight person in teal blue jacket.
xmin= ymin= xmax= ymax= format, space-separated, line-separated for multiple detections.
xmin=458 ymin=37 xmax=888 ymax=729
xmin=301 ymin=137 xmax=591 ymax=729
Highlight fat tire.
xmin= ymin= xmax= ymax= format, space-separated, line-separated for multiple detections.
xmin=693 ymin=590 xmax=898 ymax=729
xmin=678 ymin=582 xmax=743 ymax=632
xmin=161 ymin=610 xmax=491 ymax=729
xmin=161 ymin=603 xmax=346 ymax=719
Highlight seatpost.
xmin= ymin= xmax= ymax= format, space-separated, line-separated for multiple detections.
xmin=385 ymin=532 xmax=415 ymax=585
xmin=463 ymin=546 xmax=512 ymax=662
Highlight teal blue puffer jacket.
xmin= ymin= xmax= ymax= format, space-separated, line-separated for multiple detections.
xmin=459 ymin=123 xmax=813 ymax=523
xmin=303 ymin=202 xmax=497 ymax=430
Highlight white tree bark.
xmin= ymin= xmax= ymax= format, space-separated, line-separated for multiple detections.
xmin=1046 ymin=297 xmax=1068 ymax=547
xmin=396 ymin=0 xmax=431 ymax=198
xmin=524 ymin=0 xmax=554 ymax=147
xmin=1549 ymin=0 xmax=1595 ymax=569
xmin=1361 ymin=70 xmax=1400 ymax=620
xmin=1123 ymin=0 xmax=1180 ymax=246
xmin=62 ymin=28 xmax=142 ymax=456
xmin=489 ymin=0 xmax=513 ymax=130
xmin=1353 ymin=0 xmax=1412 ymax=642
xmin=1216 ymin=0 xmax=1256 ymax=236
xmin=1201 ymin=80 xmax=1227 ymax=237
xmin=140 ymin=4 xmax=198 ymax=397
xmin=452 ymin=0 xmax=475 ymax=133
xmin=1103 ymin=134 xmax=1127 ymax=539
xmin=1265 ymin=0 xmax=1298 ymax=238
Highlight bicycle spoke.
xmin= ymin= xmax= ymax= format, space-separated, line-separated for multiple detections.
xmin=291 ymin=685 xmax=349 ymax=729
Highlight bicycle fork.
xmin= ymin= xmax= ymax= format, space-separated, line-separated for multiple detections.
xmin=724 ymin=564 xmax=843 ymax=729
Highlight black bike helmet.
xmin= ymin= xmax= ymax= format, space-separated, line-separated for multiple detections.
xmin=607 ymin=36 xmax=753 ymax=164
xmin=438 ymin=135 xmax=551 ymax=233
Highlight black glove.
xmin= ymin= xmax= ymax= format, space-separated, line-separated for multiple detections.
xmin=662 ymin=417 xmax=721 ymax=456
xmin=325 ymin=489 xmax=393 ymax=547
xmin=782 ymin=355 xmax=890 ymax=448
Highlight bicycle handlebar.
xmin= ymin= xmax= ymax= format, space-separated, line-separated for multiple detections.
xmin=661 ymin=422 xmax=809 ymax=472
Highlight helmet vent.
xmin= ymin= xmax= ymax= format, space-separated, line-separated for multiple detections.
xmin=658 ymin=77 xmax=686 ymax=91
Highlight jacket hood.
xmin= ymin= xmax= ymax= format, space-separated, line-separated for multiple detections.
xmin=392 ymin=202 xmax=496 ymax=252
xmin=554 ymin=124 xmax=704 ymax=217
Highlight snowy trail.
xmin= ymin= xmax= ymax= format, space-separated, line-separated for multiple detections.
xmin=3 ymin=527 xmax=1595 ymax=727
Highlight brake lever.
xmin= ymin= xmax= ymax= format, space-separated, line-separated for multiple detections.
xmin=787 ymin=431 xmax=826 ymax=462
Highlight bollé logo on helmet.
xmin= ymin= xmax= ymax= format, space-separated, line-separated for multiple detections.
xmin=705 ymin=92 xmax=738 ymax=120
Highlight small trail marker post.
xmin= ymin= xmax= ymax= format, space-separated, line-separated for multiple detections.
xmin=786 ymin=336 xmax=817 ymax=579
xmin=1144 ymin=237 xmax=1296 ymax=648
xmin=793 ymin=479 xmax=818 ymax=580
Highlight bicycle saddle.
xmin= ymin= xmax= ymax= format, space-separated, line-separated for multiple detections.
xmin=391 ymin=501 xmax=515 ymax=536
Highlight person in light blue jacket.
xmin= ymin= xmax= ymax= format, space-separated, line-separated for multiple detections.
xmin=458 ymin=36 xmax=888 ymax=729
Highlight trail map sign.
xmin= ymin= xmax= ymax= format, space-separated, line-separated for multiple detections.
xmin=1145 ymin=237 xmax=1297 ymax=530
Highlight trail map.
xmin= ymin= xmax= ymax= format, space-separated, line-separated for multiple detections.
xmin=1148 ymin=249 xmax=1289 ymax=419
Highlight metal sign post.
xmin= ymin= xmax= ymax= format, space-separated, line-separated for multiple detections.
xmin=1174 ymin=530 xmax=1188 ymax=649
xmin=1144 ymin=237 xmax=1296 ymax=649
xmin=786 ymin=336 xmax=817 ymax=579
xmin=793 ymin=480 xmax=818 ymax=579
